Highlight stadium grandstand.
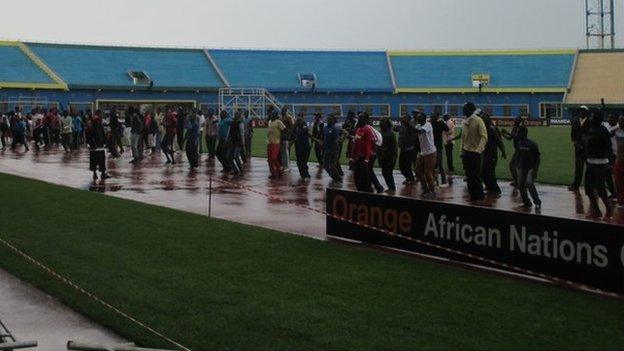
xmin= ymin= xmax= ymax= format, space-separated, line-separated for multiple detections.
xmin=0 ymin=40 xmax=621 ymax=121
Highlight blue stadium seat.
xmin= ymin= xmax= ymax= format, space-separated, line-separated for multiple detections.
xmin=209 ymin=49 xmax=394 ymax=92
xmin=391 ymin=53 xmax=575 ymax=88
xmin=0 ymin=46 xmax=55 ymax=84
xmin=27 ymin=43 xmax=224 ymax=89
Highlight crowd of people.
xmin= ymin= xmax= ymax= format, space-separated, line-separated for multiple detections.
xmin=1 ymin=101 xmax=623 ymax=218
xmin=569 ymin=106 xmax=624 ymax=218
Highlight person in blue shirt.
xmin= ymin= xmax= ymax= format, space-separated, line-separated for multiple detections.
xmin=11 ymin=116 xmax=29 ymax=152
xmin=323 ymin=115 xmax=342 ymax=185
xmin=72 ymin=113 xmax=84 ymax=150
xmin=293 ymin=115 xmax=311 ymax=180
xmin=217 ymin=110 xmax=232 ymax=172
xmin=185 ymin=113 xmax=201 ymax=170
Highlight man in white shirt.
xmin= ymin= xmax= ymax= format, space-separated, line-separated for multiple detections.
xmin=414 ymin=112 xmax=437 ymax=197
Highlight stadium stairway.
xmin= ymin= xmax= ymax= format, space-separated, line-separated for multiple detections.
xmin=16 ymin=42 xmax=68 ymax=90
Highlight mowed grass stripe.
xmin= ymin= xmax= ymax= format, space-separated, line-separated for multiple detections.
xmin=0 ymin=173 xmax=621 ymax=350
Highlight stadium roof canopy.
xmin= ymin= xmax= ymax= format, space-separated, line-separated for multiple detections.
xmin=26 ymin=43 xmax=225 ymax=91
xmin=389 ymin=50 xmax=576 ymax=93
xmin=0 ymin=42 xmax=65 ymax=89
xmin=565 ymin=50 xmax=624 ymax=108
xmin=209 ymin=49 xmax=394 ymax=93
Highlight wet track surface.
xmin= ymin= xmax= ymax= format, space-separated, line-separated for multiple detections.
xmin=1 ymin=148 xmax=623 ymax=237
xmin=0 ymin=268 xmax=126 ymax=351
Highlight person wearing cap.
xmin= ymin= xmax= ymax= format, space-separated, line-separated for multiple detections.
xmin=461 ymin=102 xmax=487 ymax=201
xmin=569 ymin=106 xmax=591 ymax=191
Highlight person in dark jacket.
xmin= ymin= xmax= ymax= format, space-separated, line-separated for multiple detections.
xmin=86 ymin=116 xmax=110 ymax=181
xmin=569 ymin=106 xmax=591 ymax=191
xmin=227 ymin=111 xmax=245 ymax=176
xmin=584 ymin=110 xmax=613 ymax=218
xmin=185 ymin=113 xmax=200 ymax=170
xmin=394 ymin=114 xmax=416 ymax=184
xmin=129 ymin=108 xmax=144 ymax=164
xmin=323 ymin=115 xmax=343 ymax=185
xmin=481 ymin=114 xmax=506 ymax=195
xmin=379 ymin=117 xmax=397 ymax=193
xmin=293 ymin=116 xmax=311 ymax=180
xmin=516 ymin=127 xmax=541 ymax=209
xmin=311 ymin=113 xmax=325 ymax=167
xmin=176 ymin=107 xmax=187 ymax=151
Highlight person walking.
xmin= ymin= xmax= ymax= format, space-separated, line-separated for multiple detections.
xmin=162 ymin=110 xmax=177 ymax=165
xmin=129 ymin=108 xmax=144 ymax=164
xmin=185 ymin=113 xmax=200 ymax=170
xmin=569 ymin=106 xmax=590 ymax=191
xmin=243 ymin=110 xmax=254 ymax=162
xmin=351 ymin=114 xmax=376 ymax=193
xmin=311 ymin=113 xmax=325 ymax=167
xmin=443 ymin=114 xmax=458 ymax=174
xmin=61 ymin=111 xmax=73 ymax=153
xmin=293 ymin=116 xmax=312 ymax=180
xmin=379 ymin=117 xmax=397 ymax=194
xmin=204 ymin=109 xmax=218 ymax=159
xmin=280 ymin=108 xmax=295 ymax=173
xmin=323 ymin=115 xmax=343 ymax=186
xmin=603 ymin=114 xmax=619 ymax=199
xmin=86 ymin=116 xmax=110 ymax=181
xmin=516 ymin=127 xmax=542 ymax=210
xmin=394 ymin=115 xmax=416 ymax=185
xmin=267 ymin=111 xmax=286 ymax=179
xmin=431 ymin=112 xmax=450 ymax=185
xmin=414 ymin=113 xmax=437 ymax=197
xmin=461 ymin=102 xmax=488 ymax=201
xmin=584 ymin=111 xmax=613 ymax=218
xmin=11 ymin=115 xmax=29 ymax=152
xmin=217 ymin=110 xmax=233 ymax=172
xmin=481 ymin=114 xmax=506 ymax=195
xmin=228 ymin=112 xmax=245 ymax=176
xmin=501 ymin=116 xmax=527 ymax=188
xmin=72 ymin=112 xmax=84 ymax=151
xmin=176 ymin=108 xmax=187 ymax=152
xmin=613 ymin=115 xmax=624 ymax=208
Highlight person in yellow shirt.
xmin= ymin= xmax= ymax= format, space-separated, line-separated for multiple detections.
xmin=267 ymin=111 xmax=286 ymax=179
xmin=461 ymin=102 xmax=488 ymax=201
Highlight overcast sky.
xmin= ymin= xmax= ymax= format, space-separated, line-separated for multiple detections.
xmin=1 ymin=0 xmax=622 ymax=50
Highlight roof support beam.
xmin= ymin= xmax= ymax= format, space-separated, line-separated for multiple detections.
xmin=203 ymin=49 xmax=230 ymax=88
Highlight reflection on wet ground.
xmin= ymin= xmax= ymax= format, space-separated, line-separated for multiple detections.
xmin=1 ymin=148 xmax=622 ymax=241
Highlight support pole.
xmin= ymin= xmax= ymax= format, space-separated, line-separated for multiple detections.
xmin=0 ymin=341 xmax=38 ymax=350
xmin=208 ymin=174 xmax=213 ymax=218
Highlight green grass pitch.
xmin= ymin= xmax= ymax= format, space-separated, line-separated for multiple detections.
xmin=0 ymin=173 xmax=622 ymax=350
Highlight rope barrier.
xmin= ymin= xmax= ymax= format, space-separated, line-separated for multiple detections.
xmin=0 ymin=238 xmax=192 ymax=351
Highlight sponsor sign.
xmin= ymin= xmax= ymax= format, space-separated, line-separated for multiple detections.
xmin=326 ymin=189 xmax=624 ymax=294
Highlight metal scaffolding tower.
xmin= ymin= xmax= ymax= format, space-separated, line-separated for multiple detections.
xmin=218 ymin=88 xmax=284 ymax=120
xmin=586 ymin=0 xmax=616 ymax=49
